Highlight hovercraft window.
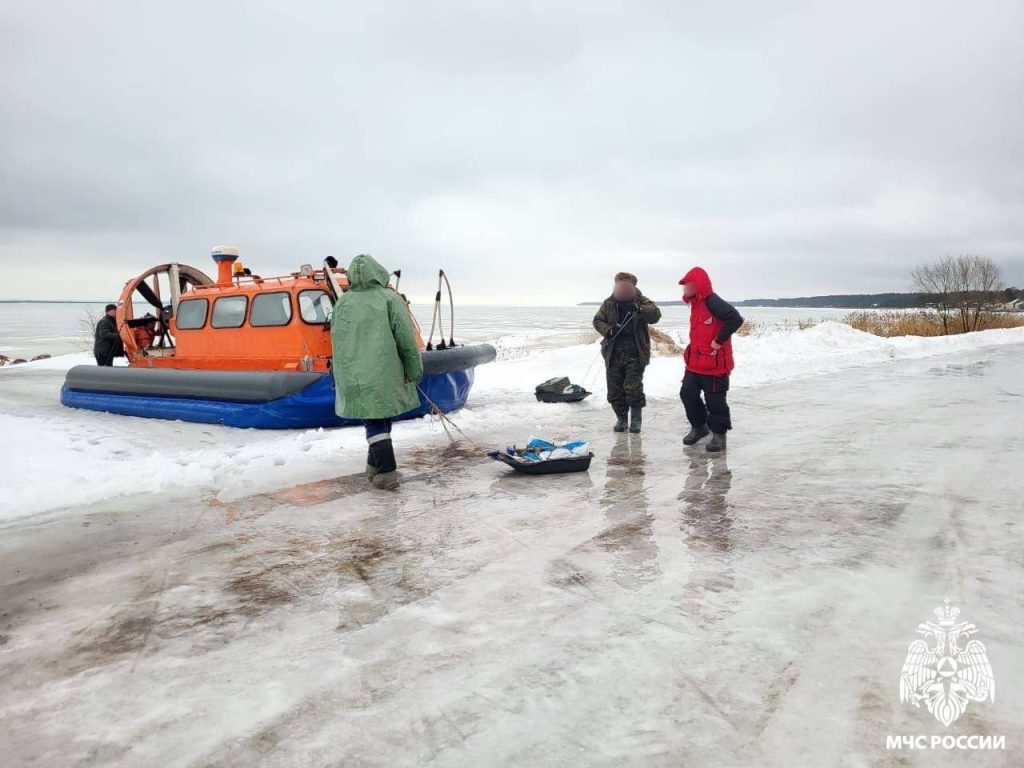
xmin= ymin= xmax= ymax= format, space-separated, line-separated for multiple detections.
xmin=298 ymin=290 xmax=331 ymax=324
xmin=251 ymin=292 xmax=293 ymax=327
xmin=176 ymin=298 xmax=209 ymax=330
xmin=211 ymin=296 xmax=248 ymax=329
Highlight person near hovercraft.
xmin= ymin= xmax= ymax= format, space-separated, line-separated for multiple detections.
xmin=592 ymin=272 xmax=662 ymax=433
xmin=93 ymin=303 xmax=124 ymax=366
xmin=330 ymin=254 xmax=424 ymax=490
xmin=679 ymin=266 xmax=744 ymax=452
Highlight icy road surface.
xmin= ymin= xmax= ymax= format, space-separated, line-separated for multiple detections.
xmin=1 ymin=344 xmax=1022 ymax=767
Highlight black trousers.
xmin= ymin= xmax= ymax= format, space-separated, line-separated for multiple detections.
xmin=680 ymin=370 xmax=732 ymax=433
xmin=364 ymin=418 xmax=397 ymax=472
xmin=94 ymin=354 xmax=114 ymax=367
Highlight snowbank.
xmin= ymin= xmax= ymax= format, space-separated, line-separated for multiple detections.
xmin=0 ymin=410 xmax=376 ymax=522
xmin=0 ymin=352 xmax=120 ymax=371
xmin=477 ymin=322 xmax=1024 ymax=400
xmin=1 ymin=322 xmax=1022 ymax=522
xmin=732 ymin=321 xmax=1024 ymax=386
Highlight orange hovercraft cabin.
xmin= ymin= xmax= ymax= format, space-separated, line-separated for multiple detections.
xmin=61 ymin=247 xmax=496 ymax=429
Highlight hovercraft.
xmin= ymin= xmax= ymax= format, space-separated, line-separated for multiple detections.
xmin=61 ymin=247 xmax=496 ymax=429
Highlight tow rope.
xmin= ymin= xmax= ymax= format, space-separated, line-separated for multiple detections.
xmin=579 ymin=309 xmax=638 ymax=389
xmin=417 ymin=385 xmax=484 ymax=450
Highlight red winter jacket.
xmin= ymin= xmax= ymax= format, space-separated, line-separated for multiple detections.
xmin=680 ymin=267 xmax=744 ymax=376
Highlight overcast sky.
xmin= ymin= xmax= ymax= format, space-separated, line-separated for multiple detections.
xmin=2 ymin=1 xmax=1023 ymax=304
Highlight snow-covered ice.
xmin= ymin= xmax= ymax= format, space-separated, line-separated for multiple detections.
xmin=0 ymin=326 xmax=1022 ymax=766
xmin=2 ymin=322 xmax=1023 ymax=521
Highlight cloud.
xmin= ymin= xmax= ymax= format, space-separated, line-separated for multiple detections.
xmin=2 ymin=0 xmax=1023 ymax=303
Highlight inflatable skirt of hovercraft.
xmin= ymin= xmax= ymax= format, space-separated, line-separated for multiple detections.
xmin=60 ymin=344 xmax=495 ymax=429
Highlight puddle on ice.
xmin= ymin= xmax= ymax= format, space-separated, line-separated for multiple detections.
xmin=927 ymin=359 xmax=992 ymax=377
xmin=207 ymin=473 xmax=369 ymax=522
xmin=407 ymin=441 xmax=484 ymax=466
xmin=62 ymin=525 xmax=439 ymax=676
xmin=208 ymin=440 xmax=490 ymax=523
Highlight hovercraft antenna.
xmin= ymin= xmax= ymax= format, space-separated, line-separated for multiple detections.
xmin=443 ymin=269 xmax=455 ymax=349
xmin=426 ymin=269 xmax=457 ymax=351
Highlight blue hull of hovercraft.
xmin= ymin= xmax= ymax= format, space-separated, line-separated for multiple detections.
xmin=60 ymin=369 xmax=473 ymax=429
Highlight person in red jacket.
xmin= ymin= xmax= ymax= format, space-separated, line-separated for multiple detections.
xmin=679 ymin=267 xmax=744 ymax=452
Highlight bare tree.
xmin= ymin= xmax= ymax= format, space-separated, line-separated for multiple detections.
xmin=911 ymin=256 xmax=956 ymax=334
xmin=77 ymin=307 xmax=100 ymax=353
xmin=954 ymin=255 xmax=1003 ymax=331
xmin=912 ymin=255 xmax=1004 ymax=334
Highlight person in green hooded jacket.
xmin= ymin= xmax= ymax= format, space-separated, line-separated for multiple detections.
xmin=331 ymin=254 xmax=424 ymax=490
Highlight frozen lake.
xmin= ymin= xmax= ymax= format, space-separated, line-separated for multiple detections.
xmin=1 ymin=341 xmax=1021 ymax=766
xmin=0 ymin=300 xmax=882 ymax=359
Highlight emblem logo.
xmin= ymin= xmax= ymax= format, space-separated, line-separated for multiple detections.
xmin=703 ymin=317 xmax=713 ymax=325
xmin=899 ymin=599 xmax=995 ymax=727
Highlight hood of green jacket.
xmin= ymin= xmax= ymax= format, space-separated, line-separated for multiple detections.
xmin=347 ymin=254 xmax=390 ymax=291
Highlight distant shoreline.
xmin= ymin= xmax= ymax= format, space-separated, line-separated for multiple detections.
xmin=578 ymin=292 xmax=931 ymax=309
xmin=0 ymin=296 xmax=933 ymax=310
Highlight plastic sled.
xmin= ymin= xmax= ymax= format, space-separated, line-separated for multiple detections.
xmin=488 ymin=450 xmax=594 ymax=475
xmin=534 ymin=376 xmax=591 ymax=404
xmin=535 ymin=388 xmax=591 ymax=403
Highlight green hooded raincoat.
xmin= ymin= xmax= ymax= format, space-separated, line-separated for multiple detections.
xmin=330 ymin=255 xmax=424 ymax=420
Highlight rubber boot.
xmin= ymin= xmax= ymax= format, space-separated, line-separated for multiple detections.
xmin=613 ymin=409 xmax=629 ymax=432
xmin=367 ymin=437 xmax=397 ymax=482
xmin=683 ymin=425 xmax=710 ymax=446
xmin=371 ymin=471 xmax=400 ymax=490
xmin=364 ymin=421 xmax=394 ymax=481
xmin=706 ymin=432 xmax=727 ymax=453
xmin=628 ymin=405 xmax=642 ymax=433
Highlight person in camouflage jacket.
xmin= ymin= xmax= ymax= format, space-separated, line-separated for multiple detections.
xmin=592 ymin=272 xmax=662 ymax=433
